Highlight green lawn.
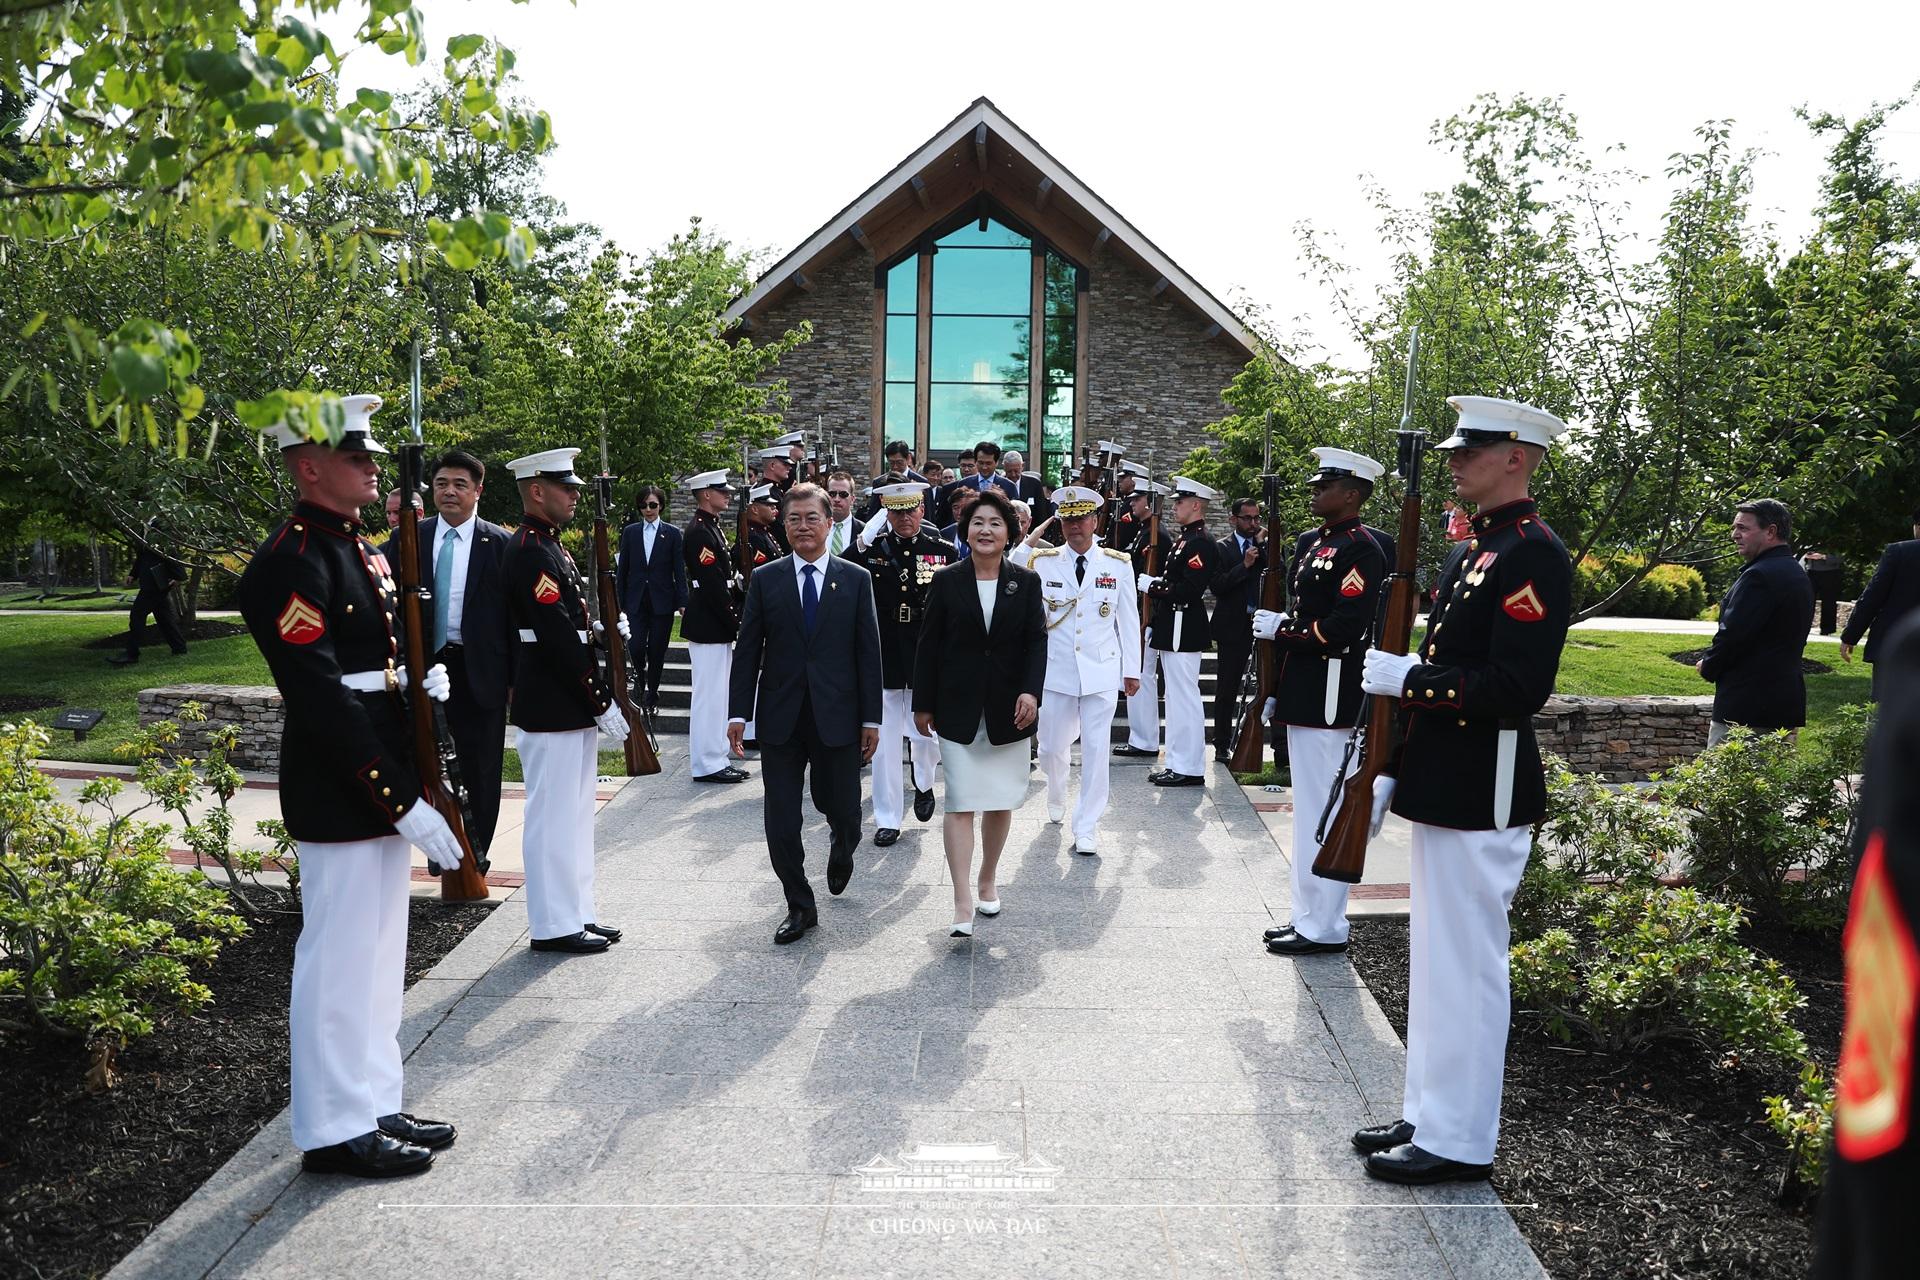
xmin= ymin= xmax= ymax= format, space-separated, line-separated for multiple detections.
xmin=0 ymin=587 xmax=138 ymax=611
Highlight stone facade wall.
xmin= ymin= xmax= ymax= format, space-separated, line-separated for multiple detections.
xmin=1532 ymin=694 xmax=1715 ymax=782
xmin=751 ymin=251 xmax=878 ymax=476
xmin=138 ymin=684 xmax=283 ymax=772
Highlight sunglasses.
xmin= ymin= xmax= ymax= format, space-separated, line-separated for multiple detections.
xmin=642 ymin=502 xmax=661 ymax=509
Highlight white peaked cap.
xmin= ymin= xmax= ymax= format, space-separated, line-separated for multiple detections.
xmin=1118 ymin=460 xmax=1150 ymax=477
xmin=756 ymin=445 xmax=794 ymax=462
xmin=507 ymin=448 xmax=584 ymax=484
xmin=267 ymin=393 xmax=387 ymax=452
xmin=1439 ymin=396 xmax=1569 ymax=450
xmin=1308 ymin=447 xmax=1386 ymax=484
xmin=1172 ymin=475 xmax=1223 ymax=502
xmin=748 ymin=483 xmax=777 ymax=503
xmin=1052 ymin=485 xmax=1104 ymax=517
xmin=875 ymin=482 xmax=926 ymax=510
xmin=681 ymin=469 xmax=732 ymax=491
xmin=772 ymin=430 xmax=806 ymax=447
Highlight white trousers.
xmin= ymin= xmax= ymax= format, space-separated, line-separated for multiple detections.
xmin=687 ymin=641 xmax=734 ymax=777
xmin=290 ymin=834 xmax=410 ymax=1150
xmin=517 ymin=726 xmax=599 ymax=941
xmin=1158 ymin=649 xmax=1205 ymax=776
xmin=1403 ymin=821 xmax=1532 ymax=1165
xmin=1125 ymin=648 xmax=1161 ymax=749
xmin=873 ymin=687 xmax=940 ymax=828
xmin=1286 ymin=724 xmax=1354 ymax=944
xmin=1038 ymin=689 xmax=1119 ymax=848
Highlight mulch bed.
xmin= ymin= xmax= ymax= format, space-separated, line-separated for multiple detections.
xmin=1669 ymin=646 xmax=1833 ymax=677
xmin=0 ymin=889 xmax=494 ymax=1280
xmin=1346 ymin=917 xmax=1842 ymax=1280
xmin=0 ymin=695 xmax=61 ymax=714
xmin=78 ymin=620 xmax=251 ymax=651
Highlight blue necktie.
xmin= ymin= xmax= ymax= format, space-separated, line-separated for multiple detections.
xmin=433 ymin=527 xmax=456 ymax=651
xmin=801 ymin=563 xmax=819 ymax=636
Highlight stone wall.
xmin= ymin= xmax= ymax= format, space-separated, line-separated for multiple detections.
xmin=138 ymin=684 xmax=283 ymax=771
xmin=750 ymin=251 xmax=879 ymax=476
xmin=1532 ymin=694 xmax=1714 ymax=782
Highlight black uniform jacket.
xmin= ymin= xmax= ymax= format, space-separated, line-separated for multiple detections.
xmin=1270 ymin=517 xmax=1389 ymax=729
xmin=912 ymin=560 xmax=1049 ymax=746
xmin=1388 ymin=498 xmax=1571 ymax=831
xmin=503 ymin=514 xmax=611 ymax=733
xmin=1699 ymin=543 xmax=1815 ymax=730
xmin=855 ymin=526 xmax=959 ymax=689
xmin=746 ymin=526 xmax=782 ymax=574
xmin=238 ymin=501 xmax=422 ymax=842
xmin=1841 ymin=538 xmax=1920 ymax=664
xmin=1147 ymin=520 xmax=1226 ymax=653
xmin=1813 ymin=613 xmax=1920 ymax=1278
xmin=681 ymin=510 xmax=740 ymax=644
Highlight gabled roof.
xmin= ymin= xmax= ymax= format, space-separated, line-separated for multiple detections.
xmin=724 ymin=97 xmax=1258 ymax=360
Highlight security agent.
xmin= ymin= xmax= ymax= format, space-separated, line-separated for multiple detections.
xmin=681 ymin=470 xmax=749 ymax=784
xmin=1840 ymin=505 xmax=1920 ymax=700
xmin=1029 ymin=486 xmax=1141 ymax=854
xmin=853 ymin=481 xmax=958 ymax=844
xmin=1354 ymin=395 xmax=1573 ymax=1185
xmin=503 ymin=448 xmax=630 ymax=955
xmin=1251 ymin=448 xmax=1390 ymax=956
xmin=237 ymin=394 xmax=460 ymax=1178
xmin=1139 ymin=476 xmax=1227 ymax=786
xmin=1113 ymin=481 xmax=1173 ymax=759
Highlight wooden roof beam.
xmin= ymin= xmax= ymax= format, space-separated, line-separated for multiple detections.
xmin=911 ymin=175 xmax=930 ymax=209
xmin=1035 ymin=176 xmax=1053 ymax=209
xmin=792 ymin=272 xmax=813 ymax=293
xmin=974 ymin=123 xmax=988 ymax=171
xmin=849 ymin=222 xmax=871 ymax=252
xmin=1150 ymin=274 xmax=1171 ymax=297
xmin=1092 ymin=226 xmax=1111 ymax=256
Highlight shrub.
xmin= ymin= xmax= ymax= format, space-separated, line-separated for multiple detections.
xmin=1764 ymin=1062 xmax=1833 ymax=1194
xmin=1512 ymin=757 xmax=1677 ymax=941
xmin=1511 ymin=884 xmax=1809 ymax=1060
xmin=0 ymin=720 xmax=246 ymax=1071
xmin=1571 ymin=550 xmax=1709 ymax=619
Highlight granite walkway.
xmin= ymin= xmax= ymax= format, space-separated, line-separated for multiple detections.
xmin=112 ymin=747 xmax=1544 ymax=1280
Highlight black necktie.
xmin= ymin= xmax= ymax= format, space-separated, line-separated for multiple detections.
xmin=1075 ymin=553 xmax=1086 ymax=584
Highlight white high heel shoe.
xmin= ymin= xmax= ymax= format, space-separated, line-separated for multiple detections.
xmin=975 ymin=898 xmax=1001 ymax=916
xmin=949 ymin=920 xmax=974 ymax=938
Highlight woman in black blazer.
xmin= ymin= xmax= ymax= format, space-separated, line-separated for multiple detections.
xmin=913 ymin=489 xmax=1048 ymax=937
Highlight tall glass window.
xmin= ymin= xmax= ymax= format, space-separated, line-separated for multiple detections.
xmin=883 ymin=255 xmax=918 ymax=443
xmin=1041 ymin=249 xmax=1077 ymax=483
xmin=928 ymin=219 xmax=1029 ymax=459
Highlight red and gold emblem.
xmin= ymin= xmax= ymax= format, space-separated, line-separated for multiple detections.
xmin=276 ymin=593 xmax=325 ymax=645
xmin=1340 ymin=566 xmax=1367 ymax=598
xmin=697 ymin=546 xmax=716 ymax=566
xmin=1186 ymin=553 xmax=1204 ymax=570
xmin=1501 ymin=581 xmax=1545 ymax=621
xmin=754 ymin=550 xmax=768 ymax=565
xmin=1835 ymin=832 xmax=1918 ymax=1162
xmin=532 ymin=572 xmax=561 ymax=604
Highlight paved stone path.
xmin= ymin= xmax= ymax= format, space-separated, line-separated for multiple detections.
xmin=113 ymin=750 xmax=1543 ymax=1279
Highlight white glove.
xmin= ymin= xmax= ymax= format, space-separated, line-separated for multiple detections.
xmin=1361 ymin=648 xmax=1419 ymax=697
xmin=396 ymin=803 xmax=463 ymax=873
xmin=1260 ymin=696 xmax=1277 ymax=725
xmin=617 ymin=612 xmax=631 ymax=641
xmin=1251 ymin=609 xmax=1291 ymax=641
xmin=596 ymin=704 xmax=631 ymax=740
xmin=1369 ymin=778 xmax=1396 ymax=839
xmin=1137 ymin=574 xmax=1159 ymax=595
xmin=420 ymin=662 xmax=451 ymax=703
xmin=591 ymin=618 xmax=605 ymax=638
xmin=859 ymin=509 xmax=890 ymax=549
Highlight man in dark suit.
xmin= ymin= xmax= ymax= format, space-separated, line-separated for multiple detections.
xmin=728 ymin=482 xmax=884 ymax=945
xmin=939 ymin=484 xmax=980 ymax=560
xmin=935 ymin=440 xmax=1016 ymax=526
xmin=108 ymin=524 xmax=189 ymax=665
xmin=1698 ymin=498 xmax=1816 ymax=744
xmin=1210 ymin=496 xmax=1263 ymax=761
xmin=1840 ymin=506 xmax=1920 ymax=700
xmin=413 ymin=449 xmax=513 ymax=859
xmin=616 ymin=484 xmax=686 ymax=714
xmin=861 ymin=439 xmax=934 ymax=520
xmin=1001 ymin=450 xmax=1052 ymax=524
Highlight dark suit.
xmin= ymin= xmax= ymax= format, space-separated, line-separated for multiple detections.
xmin=125 ymin=540 xmax=187 ymax=657
xmin=912 ymin=561 xmax=1048 ymax=746
xmin=1700 ymin=544 xmax=1815 ymax=731
xmin=935 ymin=473 xmax=1015 ymax=527
xmin=616 ymin=518 xmax=687 ymax=702
xmin=1002 ymin=472 xmax=1052 ymax=525
xmin=729 ymin=554 xmax=884 ymax=912
xmin=938 ymin=522 xmax=972 ymax=560
xmin=1211 ymin=531 xmax=1262 ymax=749
xmin=415 ymin=514 xmax=511 ymax=853
xmin=1842 ymin=539 xmax=1920 ymax=699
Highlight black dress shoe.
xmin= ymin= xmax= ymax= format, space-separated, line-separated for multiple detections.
xmin=1214 ymin=750 xmax=1233 ymax=763
xmin=827 ymin=836 xmax=855 ymax=895
xmin=529 ymin=931 xmax=611 ymax=954
xmin=169 ymin=646 xmax=189 ymax=656
xmin=378 ymin=1112 xmax=457 ymax=1151
xmin=1151 ymin=771 xmax=1205 ymax=787
xmin=1364 ymin=1143 xmax=1492 ymax=1185
xmin=302 ymin=1130 xmax=433 ymax=1178
xmin=723 ymin=765 xmax=751 ymax=780
xmin=584 ymin=921 xmax=623 ymax=942
xmin=693 ymin=770 xmax=748 ymax=784
xmin=914 ymin=788 xmax=936 ymax=822
xmin=774 ymin=907 xmax=817 ymax=945
xmin=1263 ymin=923 xmax=1298 ymax=942
xmin=1112 ymin=743 xmax=1156 ymax=757
xmin=1351 ymin=1119 xmax=1416 ymax=1154
xmin=1267 ymin=933 xmax=1347 ymax=955
xmin=873 ymin=828 xmax=900 ymax=847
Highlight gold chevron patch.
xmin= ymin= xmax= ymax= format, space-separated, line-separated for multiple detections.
xmin=1502 ymin=581 xmax=1545 ymax=621
xmin=533 ymin=572 xmax=561 ymax=604
xmin=276 ymin=593 xmax=325 ymax=645
xmin=1340 ymin=566 xmax=1367 ymax=598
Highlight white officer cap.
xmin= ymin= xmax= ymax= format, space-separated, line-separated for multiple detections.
xmin=875 ymin=482 xmax=925 ymax=511
xmin=1053 ymin=485 xmax=1105 ymax=518
xmin=267 ymin=393 xmax=388 ymax=453
xmin=507 ymin=447 xmax=584 ymax=486
xmin=1128 ymin=479 xmax=1168 ymax=499
xmin=681 ymin=469 xmax=732 ymax=492
xmin=748 ymin=483 xmax=777 ymax=504
xmin=772 ymin=430 xmax=806 ymax=447
xmin=756 ymin=445 xmax=795 ymax=462
xmin=1438 ymin=396 xmax=1568 ymax=451
xmin=1308 ymin=447 xmax=1386 ymax=485
xmin=1172 ymin=475 xmax=1223 ymax=502
xmin=1118 ymin=460 xmax=1150 ymax=478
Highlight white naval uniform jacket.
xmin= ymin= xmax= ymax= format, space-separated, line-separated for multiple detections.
xmin=1028 ymin=544 xmax=1142 ymax=697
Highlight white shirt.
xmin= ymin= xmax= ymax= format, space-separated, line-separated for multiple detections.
xmin=434 ymin=514 xmax=474 ymax=644
xmin=729 ymin=548 xmax=877 ymax=728
xmin=829 ymin=516 xmax=856 ymax=555
xmin=642 ymin=519 xmax=660 ymax=564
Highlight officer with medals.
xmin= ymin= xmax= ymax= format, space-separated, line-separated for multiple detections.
xmin=503 ymin=448 xmax=630 ymax=956
xmin=681 ymin=469 xmax=748 ymax=784
xmin=1252 ymin=447 xmax=1390 ymax=956
xmin=1028 ymin=486 xmax=1142 ymax=855
xmin=1140 ymin=476 xmax=1226 ymax=787
xmin=237 ymin=394 xmax=460 ymax=1178
xmin=854 ymin=481 xmax=957 ymax=844
xmin=1353 ymin=396 xmax=1572 ymax=1185
xmin=1113 ymin=481 xmax=1173 ymax=761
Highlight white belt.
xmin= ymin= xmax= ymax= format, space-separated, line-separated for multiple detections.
xmin=518 ymin=628 xmax=590 ymax=643
xmin=339 ymin=669 xmax=392 ymax=693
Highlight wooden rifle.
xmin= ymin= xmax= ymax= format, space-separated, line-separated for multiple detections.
xmin=393 ymin=341 xmax=487 ymax=901
xmin=1139 ymin=466 xmax=1163 ymax=641
xmin=1228 ymin=413 xmax=1285 ymax=773
xmin=1312 ymin=329 xmax=1424 ymax=884
xmin=591 ymin=420 xmax=660 ymax=777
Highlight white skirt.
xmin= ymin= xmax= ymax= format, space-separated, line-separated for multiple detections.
xmin=940 ymin=723 xmax=1031 ymax=813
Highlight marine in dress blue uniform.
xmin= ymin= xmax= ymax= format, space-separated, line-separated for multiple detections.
xmin=681 ymin=470 xmax=749 ymax=784
xmin=1114 ymin=480 xmax=1174 ymax=758
xmin=1143 ymin=476 xmax=1227 ymax=786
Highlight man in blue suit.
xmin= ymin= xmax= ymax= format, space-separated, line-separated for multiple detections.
xmin=935 ymin=440 xmax=1017 ymax=526
xmin=1841 ymin=505 xmax=1920 ymax=700
xmin=415 ymin=450 xmax=513 ymax=858
xmin=617 ymin=484 xmax=687 ymax=714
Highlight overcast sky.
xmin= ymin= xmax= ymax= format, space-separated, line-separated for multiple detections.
xmin=356 ymin=0 xmax=1920 ymax=364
